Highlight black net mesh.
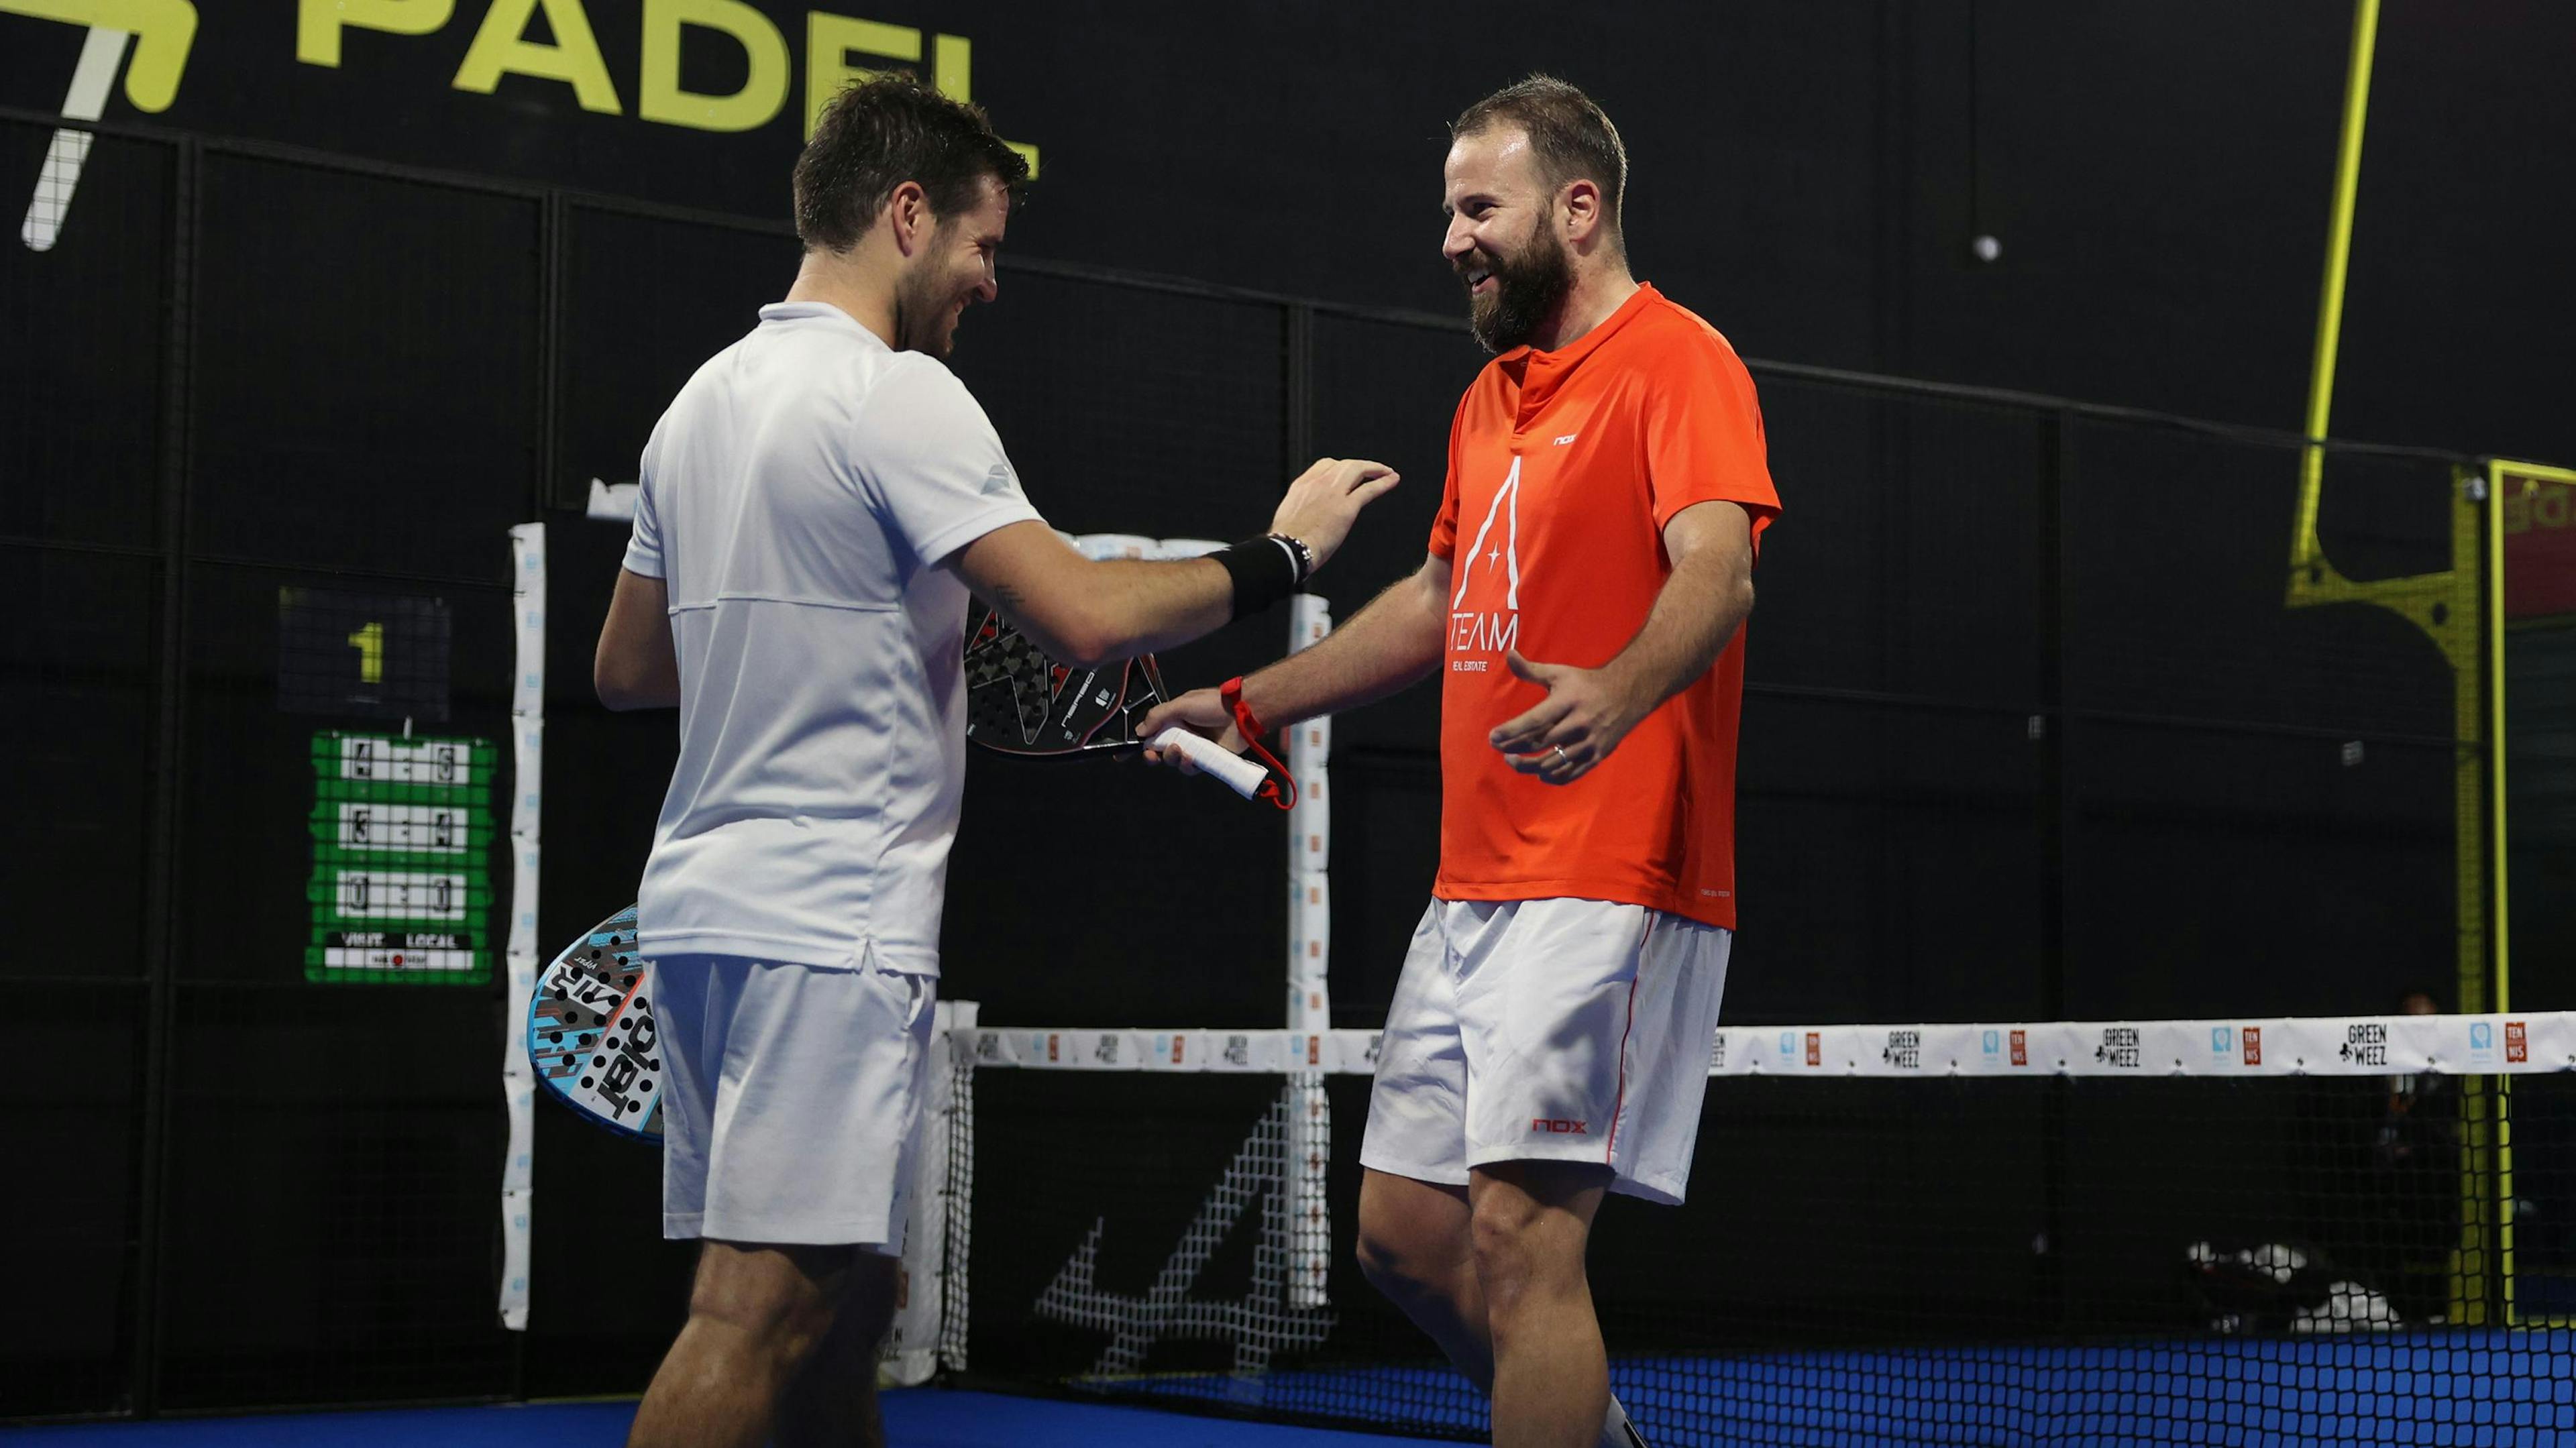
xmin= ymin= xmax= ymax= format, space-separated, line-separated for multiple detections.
xmin=945 ymin=1048 xmax=2570 ymax=1446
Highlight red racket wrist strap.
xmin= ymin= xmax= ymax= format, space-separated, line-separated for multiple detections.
xmin=1221 ymin=676 xmax=1297 ymax=811
xmin=1220 ymin=677 xmax=1268 ymax=740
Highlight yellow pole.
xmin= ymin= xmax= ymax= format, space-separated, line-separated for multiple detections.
xmin=2294 ymin=0 xmax=2380 ymax=549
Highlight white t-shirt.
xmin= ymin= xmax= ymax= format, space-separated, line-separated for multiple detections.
xmin=622 ymin=301 xmax=1042 ymax=974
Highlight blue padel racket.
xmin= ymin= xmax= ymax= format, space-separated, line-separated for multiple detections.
xmin=529 ymin=906 xmax=665 ymax=1142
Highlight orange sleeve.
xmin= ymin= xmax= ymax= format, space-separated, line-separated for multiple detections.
xmin=1426 ymin=392 xmax=1470 ymax=561
xmin=1644 ymin=332 xmax=1780 ymax=544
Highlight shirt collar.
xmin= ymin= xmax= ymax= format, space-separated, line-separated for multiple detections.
xmin=1497 ymin=281 xmax=1660 ymax=374
xmin=758 ymin=300 xmax=886 ymax=347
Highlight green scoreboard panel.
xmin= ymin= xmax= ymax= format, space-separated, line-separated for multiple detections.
xmin=305 ymin=731 xmax=498 ymax=984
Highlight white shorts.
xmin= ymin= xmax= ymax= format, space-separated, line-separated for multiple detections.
xmin=1360 ymin=897 xmax=1731 ymax=1206
xmin=655 ymin=948 xmax=936 ymax=1249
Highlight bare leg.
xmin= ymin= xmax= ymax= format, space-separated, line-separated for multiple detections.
xmin=1470 ymin=1160 xmax=1610 ymax=1448
xmin=775 ymin=1250 xmax=900 ymax=1448
xmin=628 ymin=1240 xmax=853 ymax=1448
xmin=1356 ymin=1168 xmax=1495 ymax=1388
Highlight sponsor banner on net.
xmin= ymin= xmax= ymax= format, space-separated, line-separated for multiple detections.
xmin=953 ymin=1028 xmax=1381 ymax=1074
xmin=1705 ymin=1015 xmax=2575 ymax=1078
xmin=955 ymin=1017 xmax=2572 ymax=1078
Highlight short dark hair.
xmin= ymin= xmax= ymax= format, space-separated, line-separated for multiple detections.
xmin=1451 ymin=75 xmax=1628 ymax=243
xmin=794 ymin=73 xmax=1029 ymax=253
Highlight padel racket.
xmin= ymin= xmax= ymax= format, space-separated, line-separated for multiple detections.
xmin=963 ymin=597 xmax=1282 ymax=803
xmin=528 ymin=905 xmax=665 ymax=1142
xmin=527 ymin=604 xmax=1280 ymax=1138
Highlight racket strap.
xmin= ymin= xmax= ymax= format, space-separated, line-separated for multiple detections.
xmin=1221 ymin=676 xmax=1297 ymax=811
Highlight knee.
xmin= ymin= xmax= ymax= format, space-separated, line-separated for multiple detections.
xmin=1469 ymin=1192 xmax=1578 ymax=1325
xmin=1355 ymin=1199 xmax=1455 ymax=1302
xmin=1354 ymin=1219 xmax=1424 ymax=1298
xmin=688 ymin=1254 xmax=840 ymax=1366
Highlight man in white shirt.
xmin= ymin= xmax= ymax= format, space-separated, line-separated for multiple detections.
xmin=592 ymin=74 xmax=1397 ymax=1448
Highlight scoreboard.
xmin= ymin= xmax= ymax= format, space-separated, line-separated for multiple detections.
xmin=305 ymin=731 xmax=498 ymax=983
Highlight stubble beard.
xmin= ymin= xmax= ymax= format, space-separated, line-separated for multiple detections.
xmin=895 ymin=268 xmax=961 ymax=361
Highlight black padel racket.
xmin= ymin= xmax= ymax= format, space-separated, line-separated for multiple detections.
xmin=527 ymin=906 xmax=664 ymax=1142
xmin=963 ymin=598 xmax=1279 ymax=802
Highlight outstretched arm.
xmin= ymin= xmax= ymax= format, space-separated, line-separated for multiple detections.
xmin=1487 ymin=500 xmax=1756 ymax=785
xmin=1138 ymin=551 xmax=1451 ymax=759
xmin=950 ymin=457 xmax=1400 ymax=668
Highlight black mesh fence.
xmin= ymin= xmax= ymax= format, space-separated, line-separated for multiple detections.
xmin=0 ymin=110 xmax=2535 ymax=1427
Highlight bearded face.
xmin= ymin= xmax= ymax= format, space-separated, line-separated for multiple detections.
xmin=892 ymin=178 xmax=1008 ymax=360
xmin=893 ymin=220 xmax=985 ymax=360
xmin=1456 ymin=204 xmax=1574 ymax=354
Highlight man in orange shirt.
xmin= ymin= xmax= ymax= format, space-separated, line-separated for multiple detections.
xmin=1144 ymin=76 xmax=1776 ymax=1448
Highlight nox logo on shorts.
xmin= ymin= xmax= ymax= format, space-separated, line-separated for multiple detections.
xmin=1529 ymin=1118 xmax=1589 ymax=1134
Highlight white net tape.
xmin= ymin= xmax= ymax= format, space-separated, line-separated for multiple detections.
xmin=953 ymin=1013 xmax=2576 ymax=1080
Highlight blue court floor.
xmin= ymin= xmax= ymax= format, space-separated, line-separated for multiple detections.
xmin=0 ymin=1391 xmax=1442 ymax=1447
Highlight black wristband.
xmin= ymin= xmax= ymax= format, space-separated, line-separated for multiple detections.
xmin=1215 ymin=537 xmax=1299 ymax=621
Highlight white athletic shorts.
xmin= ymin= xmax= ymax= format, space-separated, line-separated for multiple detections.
xmin=655 ymin=948 xmax=936 ymax=1249
xmin=1360 ymin=897 xmax=1731 ymax=1205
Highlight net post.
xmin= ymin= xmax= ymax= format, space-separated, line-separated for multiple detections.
xmin=937 ymin=1003 xmax=977 ymax=1374
xmin=497 ymin=522 xmax=545 ymax=1331
xmin=888 ymin=997 xmax=976 ymax=1382
xmin=1285 ymin=595 xmax=1333 ymax=1311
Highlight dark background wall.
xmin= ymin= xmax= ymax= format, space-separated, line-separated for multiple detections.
xmin=4 ymin=1 xmax=2568 ymax=461
xmin=1 ymin=0 xmax=2563 ymax=1425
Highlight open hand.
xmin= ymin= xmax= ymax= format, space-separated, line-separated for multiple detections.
xmin=1487 ymin=649 xmax=1650 ymax=786
xmin=1269 ymin=458 xmax=1401 ymax=575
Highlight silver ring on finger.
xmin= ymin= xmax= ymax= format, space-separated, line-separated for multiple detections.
xmin=1552 ymin=746 xmax=1571 ymax=767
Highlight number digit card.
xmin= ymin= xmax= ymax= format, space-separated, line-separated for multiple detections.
xmin=305 ymin=730 xmax=498 ymax=983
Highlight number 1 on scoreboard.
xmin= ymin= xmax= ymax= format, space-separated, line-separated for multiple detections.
xmin=346 ymin=621 xmax=384 ymax=686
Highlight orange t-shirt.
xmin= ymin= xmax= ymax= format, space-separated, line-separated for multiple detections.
xmin=1428 ymin=283 xmax=1779 ymax=930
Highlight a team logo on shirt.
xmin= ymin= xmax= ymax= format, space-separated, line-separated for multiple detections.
xmin=1449 ymin=457 xmax=1523 ymax=671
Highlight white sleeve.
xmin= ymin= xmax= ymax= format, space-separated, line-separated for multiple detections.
xmin=623 ymin=426 xmax=666 ymax=579
xmin=853 ymin=359 xmax=1044 ymax=566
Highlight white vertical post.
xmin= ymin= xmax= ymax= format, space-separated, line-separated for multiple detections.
xmin=499 ymin=523 xmax=546 ymax=1330
xmin=885 ymin=997 xmax=977 ymax=1382
xmin=1285 ymin=594 xmax=1333 ymax=1310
